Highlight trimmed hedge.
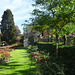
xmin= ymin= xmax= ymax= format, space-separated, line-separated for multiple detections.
xmin=35 ymin=42 xmax=75 ymax=61
xmin=34 ymin=42 xmax=75 ymax=75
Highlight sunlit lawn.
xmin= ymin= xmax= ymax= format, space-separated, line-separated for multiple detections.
xmin=0 ymin=46 xmax=38 ymax=75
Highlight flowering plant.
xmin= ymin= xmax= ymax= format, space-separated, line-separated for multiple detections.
xmin=0 ymin=48 xmax=13 ymax=64
xmin=33 ymin=51 xmax=50 ymax=63
xmin=0 ymin=50 xmax=10 ymax=60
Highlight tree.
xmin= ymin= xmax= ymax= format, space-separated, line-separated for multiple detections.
xmin=15 ymin=25 xmax=21 ymax=35
xmin=1 ymin=9 xmax=16 ymax=43
xmin=60 ymin=23 xmax=75 ymax=45
xmin=31 ymin=0 xmax=75 ymax=57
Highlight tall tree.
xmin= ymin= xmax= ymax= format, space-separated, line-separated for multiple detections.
xmin=31 ymin=0 xmax=75 ymax=57
xmin=1 ymin=9 xmax=16 ymax=43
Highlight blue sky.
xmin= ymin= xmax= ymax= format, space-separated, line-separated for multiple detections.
xmin=0 ymin=0 xmax=35 ymax=34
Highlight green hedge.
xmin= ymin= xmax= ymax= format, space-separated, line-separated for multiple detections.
xmin=35 ymin=42 xmax=75 ymax=75
xmin=35 ymin=42 xmax=75 ymax=61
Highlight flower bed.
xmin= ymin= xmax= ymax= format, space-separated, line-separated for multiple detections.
xmin=0 ymin=44 xmax=23 ymax=64
xmin=5 ymin=44 xmax=23 ymax=48
xmin=33 ymin=51 xmax=50 ymax=63
xmin=27 ymin=45 xmax=65 ymax=75
xmin=0 ymin=48 xmax=15 ymax=64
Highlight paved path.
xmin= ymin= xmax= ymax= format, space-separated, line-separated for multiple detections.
xmin=0 ymin=47 xmax=37 ymax=75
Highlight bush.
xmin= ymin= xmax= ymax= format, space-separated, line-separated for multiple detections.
xmin=32 ymin=42 xmax=75 ymax=75
xmin=33 ymin=51 xmax=50 ymax=63
xmin=0 ymin=49 xmax=10 ymax=64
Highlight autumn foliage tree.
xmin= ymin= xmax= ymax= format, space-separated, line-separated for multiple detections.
xmin=15 ymin=25 xmax=21 ymax=35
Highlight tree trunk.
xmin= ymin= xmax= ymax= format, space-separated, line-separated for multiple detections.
xmin=56 ymin=32 xmax=58 ymax=58
xmin=48 ymin=35 xmax=49 ymax=42
xmin=63 ymin=35 xmax=66 ymax=45
xmin=51 ymin=35 xmax=53 ymax=42
xmin=47 ymin=29 xmax=49 ymax=42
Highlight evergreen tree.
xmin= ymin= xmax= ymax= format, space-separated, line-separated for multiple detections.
xmin=1 ymin=9 xmax=16 ymax=43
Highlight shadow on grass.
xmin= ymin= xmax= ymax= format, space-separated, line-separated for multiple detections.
xmin=25 ymin=45 xmax=42 ymax=74
xmin=0 ymin=46 xmax=38 ymax=75
xmin=0 ymin=61 xmax=22 ymax=69
xmin=0 ymin=61 xmax=37 ymax=75
xmin=15 ymin=68 xmax=37 ymax=75
xmin=13 ymin=46 xmax=25 ymax=49
xmin=0 ymin=62 xmax=37 ymax=75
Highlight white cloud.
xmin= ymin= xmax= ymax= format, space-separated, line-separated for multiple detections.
xmin=0 ymin=0 xmax=35 ymax=33
xmin=14 ymin=14 xmax=32 ymax=22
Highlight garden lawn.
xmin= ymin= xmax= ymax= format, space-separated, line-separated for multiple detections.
xmin=0 ymin=46 xmax=37 ymax=75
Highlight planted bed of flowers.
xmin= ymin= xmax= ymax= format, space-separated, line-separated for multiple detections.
xmin=0 ymin=47 xmax=15 ymax=64
xmin=33 ymin=51 xmax=50 ymax=63
xmin=5 ymin=44 xmax=22 ymax=48
xmin=27 ymin=46 xmax=52 ymax=74
xmin=0 ymin=43 xmax=23 ymax=64
xmin=33 ymin=51 xmax=52 ymax=74
xmin=27 ymin=45 xmax=65 ymax=75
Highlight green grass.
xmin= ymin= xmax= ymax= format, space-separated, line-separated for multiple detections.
xmin=0 ymin=46 xmax=38 ymax=75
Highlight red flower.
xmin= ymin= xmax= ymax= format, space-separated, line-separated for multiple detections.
xmin=43 ymin=57 xmax=45 ymax=60
xmin=39 ymin=57 xmax=42 ymax=62
xmin=40 ymin=59 xmax=42 ymax=62
xmin=34 ymin=53 xmax=37 ymax=56
xmin=0 ymin=49 xmax=2 ymax=51
xmin=34 ymin=55 xmax=35 ymax=59
xmin=39 ymin=52 xmax=42 ymax=53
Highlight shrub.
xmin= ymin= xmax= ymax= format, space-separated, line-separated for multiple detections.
xmin=33 ymin=51 xmax=50 ymax=63
xmin=32 ymin=42 xmax=75 ymax=75
xmin=0 ymin=49 xmax=10 ymax=64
